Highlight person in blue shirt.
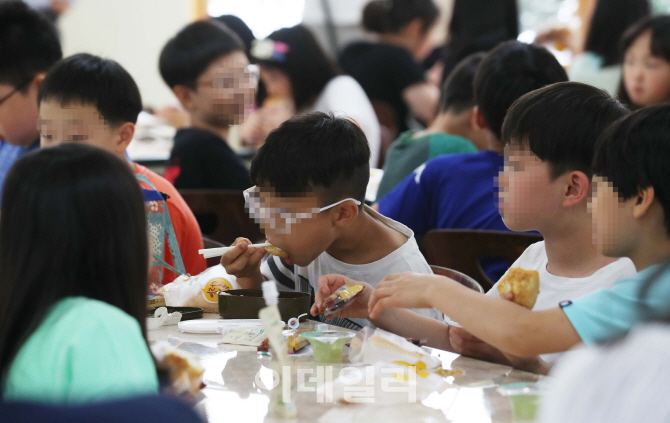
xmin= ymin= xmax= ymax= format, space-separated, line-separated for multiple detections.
xmin=364 ymin=103 xmax=670 ymax=363
xmin=0 ymin=2 xmax=62 ymax=204
xmin=375 ymin=41 xmax=568 ymax=281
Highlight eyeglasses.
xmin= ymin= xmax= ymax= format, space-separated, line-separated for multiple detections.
xmin=0 ymin=77 xmax=33 ymax=107
xmin=197 ymin=65 xmax=260 ymax=91
xmin=243 ymin=186 xmax=362 ymax=234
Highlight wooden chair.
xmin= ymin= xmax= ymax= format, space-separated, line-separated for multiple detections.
xmin=202 ymin=236 xmax=225 ymax=268
xmin=371 ymin=100 xmax=399 ymax=169
xmin=179 ymin=190 xmax=265 ymax=247
xmin=430 ymin=265 xmax=484 ymax=293
xmin=424 ymin=230 xmax=543 ymax=292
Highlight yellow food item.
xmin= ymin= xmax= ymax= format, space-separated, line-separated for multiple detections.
xmin=338 ymin=284 xmax=363 ymax=300
xmin=161 ymin=348 xmax=205 ymax=394
xmin=265 ymin=241 xmax=290 ymax=258
xmin=497 ymin=268 xmax=540 ymax=309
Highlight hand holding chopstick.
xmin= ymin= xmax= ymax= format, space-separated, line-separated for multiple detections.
xmin=199 ymin=243 xmax=270 ymax=259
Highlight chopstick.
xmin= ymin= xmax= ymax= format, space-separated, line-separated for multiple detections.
xmin=199 ymin=243 xmax=271 ymax=259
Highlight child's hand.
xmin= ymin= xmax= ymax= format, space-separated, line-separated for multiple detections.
xmin=220 ymin=238 xmax=266 ymax=280
xmin=310 ymin=274 xmax=373 ymax=319
xmin=368 ymin=273 xmax=448 ymax=318
xmin=449 ymin=326 xmax=511 ymax=363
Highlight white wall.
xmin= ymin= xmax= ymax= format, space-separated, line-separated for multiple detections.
xmin=58 ymin=0 xmax=193 ymax=109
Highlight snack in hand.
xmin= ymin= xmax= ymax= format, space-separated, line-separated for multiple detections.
xmin=497 ymin=268 xmax=540 ymax=309
xmin=323 ymin=283 xmax=364 ymax=316
xmin=265 ymin=241 xmax=290 ymax=258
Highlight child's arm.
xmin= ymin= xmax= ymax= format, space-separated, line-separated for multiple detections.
xmin=220 ymin=238 xmax=266 ymax=290
xmin=368 ymin=273 xmax=582 ymax=357
xmin=312 ymin=275 xmax=455 ymax=351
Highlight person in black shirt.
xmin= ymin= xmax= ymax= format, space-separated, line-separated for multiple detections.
xmin=159 ymin=20 xmax=253 ymax=190
xmin=339 ymin=0 xmax=440 ymax=135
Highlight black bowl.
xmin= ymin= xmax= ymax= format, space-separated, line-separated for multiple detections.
xmin=218 ymin=289 xmax=310 ymax=321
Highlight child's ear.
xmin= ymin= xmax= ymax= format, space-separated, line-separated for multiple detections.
xmin=633 ymin=186 xmax=655 ymax=219
xmin=472 ymin=106 xmax=487 ymax=130
xmin=332 ymin=202 xmax=360 ymax=228
xmin=114 ymin=122 xmax=135 ymax=154
xmin=172 ymin=85 xmax=196 ymax=111
xmin=563 ymin=171 xmax=590 ymax=207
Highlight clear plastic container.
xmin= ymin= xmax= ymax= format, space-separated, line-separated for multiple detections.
xmin=301 ymin=330 xmax=356 ymax=363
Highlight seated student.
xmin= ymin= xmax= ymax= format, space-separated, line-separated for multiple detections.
xmin=221 ymin=113 xmax=440 ymax=330
xmin=376 ymin=52 xmax=485 ymax=199
xmin=376 ymin=41 xmax=568 ymax=281
xmin=0 ymin=144 xmax=159 ymax=404
xmin=312 ymin=83 xmax=637 ymax=373
xmin=364 ymin=103 xmax=670 ymax=369
xmin=0 ymin=1 xmax=62 ymax=204
xmin=246 ymin=25 xmax=381 ymax=167
xmin=37 ymin=54 xmax=206 ymax=287
xmin=159 ymin=20 xmax=254 ymax=191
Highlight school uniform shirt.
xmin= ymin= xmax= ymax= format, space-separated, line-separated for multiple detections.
xmin=486 ymin=241 xmax=636 ymax=364
xmin=539 ymin=324 xmax=670 ymax=423
xmin=134 ymin=163 xmax=206 ymax=283
xmin=377 ymin=150 xmax=510 ymax=281
xmin=377 ymin=130 xmax=477 ymax=199
xmin=561 ymin=263 xmax=670 ymax=345
xmin=4 ymin=297 xmax=159 ymax=404
xmin=0 ymin=139 xmax=39 ymax=207
xmin=308 ymin=75 xmax=382 ymax=168
xmin=339 ymin=42 xmax=426 ymax=134
xmin=163 ymin=128 xmax=252 ymax=191
xmin=260 ymin=205 xmax=442 ymax=330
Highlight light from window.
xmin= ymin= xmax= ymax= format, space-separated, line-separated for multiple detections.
xmin=208 ymin=0 xmax=306 ymax=39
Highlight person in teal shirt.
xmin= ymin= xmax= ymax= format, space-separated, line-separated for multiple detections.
xmin=376 ymin=53 xmax=485 ymax=199
xmin=0 ymin=144 xmax=159 ymax=404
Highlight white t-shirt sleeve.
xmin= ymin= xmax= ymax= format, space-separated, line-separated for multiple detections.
xmin=311 ymin=76 xmax=381 ymax=168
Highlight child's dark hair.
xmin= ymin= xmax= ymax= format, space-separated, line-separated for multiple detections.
xmin=438 ymin=52 xmax=485 ymax=114
xmin=362 ymin=0 xmax=439 ymax=34
xmin=254 ymin=25 xmax=340 ymax=110
xmin=617 ymin=15 xmax=670 ymax=107
xmin=502 ymin=82 xmax=629 ymax=179
xmin=474 ymin=41 xmax=568 ymax=140
xmin=0 ymin=144 xmax=150 ymax=381
xmin=0 ymin=1 xmax=62 ymax=90
xmin=593 ymin=104 xmax=670 ymax=236
xmin=214 ymin=15 xmax=255 ymax=57
xmin=584 ymin=0 xmax=650 ymax=67
xmin=160 ymin=20 xmax=244 ymax=89
xmin=250 ymin=112 xmax=370 ymax=206
xmin=38 ymin=53 xmax=142 ymax=126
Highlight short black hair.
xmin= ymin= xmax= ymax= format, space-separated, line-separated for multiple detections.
xmin=214 ymin=15 xmax=255 ymax=56
xmin=0 ymin=1 xmax=62 ymax=89
xmin=502 ymin=82 xmax=629 ymax=179
xmin=363 ymin=0 xmax=439 ymax=34
xmin=254 ymin=25 xmax=340 ymax=110
xmin=593 ymin=104 xmax=670 ymax=236
xmin=38 ymin=53 xmax=142 ymax=126
xmin=159 ymin=19 xmax=244 ymax=89
xmin=439 ymin=52 xmax=485 ymax=114
xmin=584 ymin=0 xmax=650 ymax=67
xmin=474 ymin=41 xmax=568 ymax=140
xmin=617 ymin=15 xmax=670 ymax=107
xmin=250 ymin=112 xmax=370 ymax=206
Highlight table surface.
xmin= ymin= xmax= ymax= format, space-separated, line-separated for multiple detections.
xmin=149 ymin=313 xmax=543 ymax=423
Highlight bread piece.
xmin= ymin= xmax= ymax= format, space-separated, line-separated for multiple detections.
xmin=497 ymin=268 xmax=540 ymax=309
xmin=265 ymin=242 xmax=290 ymax=258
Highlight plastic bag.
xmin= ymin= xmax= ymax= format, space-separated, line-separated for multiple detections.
xmin=164 ymin=264 xmax=240 ymax=312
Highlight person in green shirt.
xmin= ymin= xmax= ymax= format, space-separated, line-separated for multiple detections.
xmin=0 ymin=144 xmax=159 ymax=404
xmin=376 ymin=52 xmax=488 ymax=199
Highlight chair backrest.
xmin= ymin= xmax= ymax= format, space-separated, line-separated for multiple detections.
xmin=179 ymin=190 xmax=265 ymax=247
xmin=371 ymin=100 xmax=399 ymax=169
xmin=424 ymin=229 xmax=543 ymax=292
xmin=430 ymin=265 xmax=484 ymax=293
xmin=202 ymin=236 xmax=225 ymax=268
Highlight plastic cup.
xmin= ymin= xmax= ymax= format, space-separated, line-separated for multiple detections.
xmin=302 ymin=330 xmax=355 ymax=363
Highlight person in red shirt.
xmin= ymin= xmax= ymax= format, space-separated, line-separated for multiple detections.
xmin=37 ymin=53 xmax=206 ymax=285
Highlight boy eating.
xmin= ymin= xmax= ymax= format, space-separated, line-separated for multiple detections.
xmin=37 ymin=54 xmax=206 ymax=286
xmin=159 ymin=20 xmax=254 ymax=191
xmin=0 ymin=2 xmax=61 ymax=203
xmin=221 ymin=112 xmax=440 ymax=329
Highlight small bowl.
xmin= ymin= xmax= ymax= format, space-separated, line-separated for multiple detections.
xmin=218 ymin=289 xmax=310 ymax=321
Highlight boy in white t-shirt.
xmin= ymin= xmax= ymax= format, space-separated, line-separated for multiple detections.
xmin=310 ymin=83 xmax=635 ymax=373
xmin=221 ymin=113 xmax=439 ymax=329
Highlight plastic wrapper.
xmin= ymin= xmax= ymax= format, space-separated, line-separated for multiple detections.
xmin=164 ymin=265 xmax=240 ymax=312
xmin=323 ymin=283 xmax=364 ymax=316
